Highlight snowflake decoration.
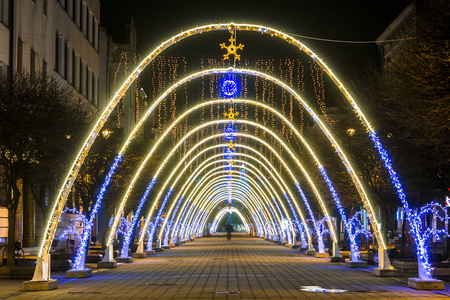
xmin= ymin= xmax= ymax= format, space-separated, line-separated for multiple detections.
xmin=220 ymin=37 xmax=245 ymax=61
xmin=224 ymin=107 xmax=239 ymax=121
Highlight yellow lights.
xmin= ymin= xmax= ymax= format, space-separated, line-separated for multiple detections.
xmin=220 ymin=34 xmax=244 ymax=61
xmin=347 ymin=128 xmax=356 ymax=136
xmin=101 ymin=129 xmax=113 ymax=139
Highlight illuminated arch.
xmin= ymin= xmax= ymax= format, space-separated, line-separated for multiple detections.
xmin=210 ymin=207 xmax=251 ymax=234
xmin=174 ymin=166 xmax=290 ymax=244
xmin=184 ymin=183 xmax=266 ymax=239
xmin=156 ymin=140 xmax=311 ymax=243
xmin=178 ymin=161 xmax=294 ymax=240
xmin=180 ymin=176 xmax=282 ymax=242
xmin=185 ymin=180 xmax=290 ymax=242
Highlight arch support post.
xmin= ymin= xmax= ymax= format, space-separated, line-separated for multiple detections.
xmin=23 ymin=254 xmax=57 ymax=291
xmin=373 ymin=248 xmax=400 ymax=277
xmin=329 ymin=242 xmax=346 ymax=262
xmin=305 ymin=240 xmax=317 ymax=256
xmin=97 ymin=244 xmax=117 ymax=268
xmin=133 ymin=239 xmax=147 ymax=258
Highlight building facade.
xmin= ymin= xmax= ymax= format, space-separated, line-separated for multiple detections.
xmin=0 ymin=0 xmax=101 ymax=248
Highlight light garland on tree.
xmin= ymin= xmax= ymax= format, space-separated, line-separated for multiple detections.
xmin=295 ymin=183 xmax=325 ymax=253
xmin=72 ymin=154 xmax=123 ymax=270
xmin=58 ymin=208 xmax=87 ymax=249
xmin=144 ymin=188 xmax=173 ymax=249
xmin=163 ymin=196 xmax=184 ymax=246
xmin=120 ymin=177 xmax=158 ymax=257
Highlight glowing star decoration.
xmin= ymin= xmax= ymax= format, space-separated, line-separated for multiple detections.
xmin=220 ymin=36 xmax=244 ymax=61
xmin=222 ymin=79 xmax=238 ymax=97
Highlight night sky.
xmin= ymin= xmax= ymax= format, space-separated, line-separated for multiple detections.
xmin=100 ymin=0 xmax=411 ymax=82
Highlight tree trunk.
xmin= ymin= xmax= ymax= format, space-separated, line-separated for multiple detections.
xmin=401 ymin=210 xmax=406 ymax=256
xmin=7 ymin=205 xmax=17 ymax=268
xmin=380 ymin=203 xmax=389 ymax=244
xmin=101 ymin=210 xmax=111 ymax=250
xmin=7 ymin=177 xmax=21 ymax=268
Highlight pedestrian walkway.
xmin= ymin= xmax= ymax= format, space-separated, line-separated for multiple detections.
xmin=2 ymin=233 xmax=450 ymax=299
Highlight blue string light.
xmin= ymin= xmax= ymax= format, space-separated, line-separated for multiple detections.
xmin=370 ymin=132 xmax=450 ymax=279
xmin=317 ymin=166 xmax=361 ymax=260
xmin=180 ymin=200 xmax=196 ymax=241
xmin=120 ymin=177 xmax=158 ymax=257
xmin=72 ymin=154 xmax=123 ymax=270
xmin=163 ymin=196 xmax=184 ymax=246
xmin=294 ymin=183 xmax=325 ymax=252
xmin=173 ymin=200 xmax=191 ymax=243
xmin=58 ymin=208 xmax=86 ymax=245
xmin=266 ymin=202 xmax=281 ymax=241
xmin=145 ymin=189 xmax=173 ymax=249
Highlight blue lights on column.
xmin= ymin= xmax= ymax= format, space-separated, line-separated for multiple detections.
xmin=72 ymin=154 xmax=123 ymax=270
xmin=120 ymin=177 xmax=158 ymax=257
xmin=317 ymin=166 xmax=361 ymax=261
xmin=163 ymin=196 xmax=184 ymax=246
xmin=145 ymin=188 xmax=173 ymax=249
xmin=370 ymin=131 xmax=437 ymax=278
xmin=295 ymin=183 xmax=325 ymax=253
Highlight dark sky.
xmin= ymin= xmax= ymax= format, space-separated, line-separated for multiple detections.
xmin=100 ymin=0 xmax=411 ymax=82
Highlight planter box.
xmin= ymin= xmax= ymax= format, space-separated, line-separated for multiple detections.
xmin=86 ymin=254 xmax=103 ymax=263
xmin=360 ymin=252 xmax=375 ymax=263
xmin=432 ymin=266 xmax=450 ymax=278
xmin=392 ymin=260 xmax=418 ymax=273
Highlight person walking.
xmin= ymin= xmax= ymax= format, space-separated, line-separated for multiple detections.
xmin=226 ymin=223 xmax=234 ymax=241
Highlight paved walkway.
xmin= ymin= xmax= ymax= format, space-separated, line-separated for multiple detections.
xmin=1 ymin=233 xmax=450 ymax=299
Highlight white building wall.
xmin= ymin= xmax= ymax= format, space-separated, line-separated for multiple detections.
xmin=0 ymin=0 xmax=100 ymax=108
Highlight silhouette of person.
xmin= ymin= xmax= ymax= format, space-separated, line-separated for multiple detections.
xmin=226 ymin=223 xmax=234 ymax=241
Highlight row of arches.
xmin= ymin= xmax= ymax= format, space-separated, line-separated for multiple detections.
xmin=31 ymin=23 xmax=414 ymax=285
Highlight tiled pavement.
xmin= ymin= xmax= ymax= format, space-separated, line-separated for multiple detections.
xmin=1 ymin=233 xmax=450 ymax=299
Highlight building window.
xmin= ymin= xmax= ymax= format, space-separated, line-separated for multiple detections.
xmin=67 ymin=0 xmax=73 ymax=18
xmin=96 ymin=77 xmax=99 ymax=107
xmin=81 ymin=3 xmax=87 ymax=37
xmin=43 ymin=0 xmax=47 ymax=16
xmin=88 ymin=12 xmax=93 ymax=44
xmin=92 ymin=73 xmax=96 ymax=105
xmin=43 ymin=60 xmax=47 ymax=77
xmin=78 ymin=57 xmax=82 ymax=92
xmin=73 ymin=0 xmax=78 ymax=24
xmin=17 ymin=38 xmax=23 ymax=71
xmin=86 ymin=68 xmax=91 ymax=101
xmin=64 ymin=41 xmax=68 ymax=79
xmin=81 ymin=62 xmax=86 ymax=97
xmin=0 ymin=0 xmax=9 ymax=27
xmin=94 ymin=20 xmax=98 ymax=51
xmin=30 ymin=48 xmax=36 ymax=79
xmin=54 ymin=31 xmax=60 ymax=73
xmin=59 ymin=0 xmax=66 ymax=9
xmin=71 ymin=49 xmax=76 ymax=85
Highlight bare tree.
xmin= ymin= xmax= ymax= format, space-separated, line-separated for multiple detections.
xmin=0 ymin=72 xmax=91 ymax=268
